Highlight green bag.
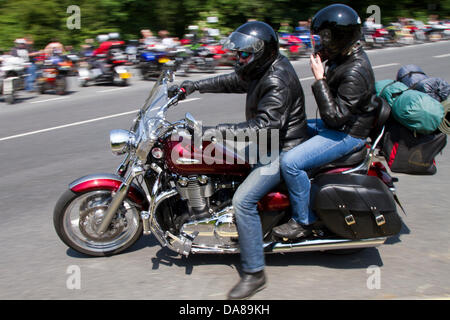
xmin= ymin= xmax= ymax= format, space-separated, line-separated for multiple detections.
xmin=393 ymin=90 xmax=444 ymax=135
xmin=376 ymin=80 xmax=444 ymax=134
xmin=375 ymin=80 xmax=409 ymax=106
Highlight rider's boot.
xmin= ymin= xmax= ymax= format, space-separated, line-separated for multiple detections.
xmin=227 ymin=270 xmax=266 ymax=300
xmin=272 ymin=218 xmax=313 ymax=240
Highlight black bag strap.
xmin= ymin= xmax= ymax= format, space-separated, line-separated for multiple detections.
xmin=397 ymin=71 xmax=426 ymax=82
xmin=379 ymin=80 xmax=411 ymax=102
xmin=325 ymin=187 xmax=358 ymax=238
xmin=354 ymin=187 xmax=387 ymax=235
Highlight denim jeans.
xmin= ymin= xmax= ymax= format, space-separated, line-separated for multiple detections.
xmin=281 ymin=119 xmax=366 ymax=225
xmin=232 ymin=151 xmax=285 ymax=273
xmin=26 ymin=63 xmax=37 ymax=91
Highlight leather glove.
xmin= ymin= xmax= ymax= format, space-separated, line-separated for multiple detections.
xmin=180 ymin=80 xmax=197 ymax=97
xmin=168 ymin=85 xmax=180 ymax=98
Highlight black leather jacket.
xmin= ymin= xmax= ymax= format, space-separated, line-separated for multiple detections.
xmin=311 ymin=45 xmax=377 ymax=139
xmin=193 ymin=54 xmax=308 ymax=151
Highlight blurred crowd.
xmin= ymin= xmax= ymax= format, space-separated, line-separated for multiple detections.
xmin=0 ymin=15 xmax=449 ymax=103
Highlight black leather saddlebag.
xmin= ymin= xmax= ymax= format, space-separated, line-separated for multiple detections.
xmin=312 ymin=174 xmax=402 ymax=240
xmin=382 ymin=120 xmax=447 ymax=175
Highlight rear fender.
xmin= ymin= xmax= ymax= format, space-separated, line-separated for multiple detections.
xmin=69 ymin=173 xmax=148 ymax=207
xmin=368 ymin=161 xmax=396 ymax=189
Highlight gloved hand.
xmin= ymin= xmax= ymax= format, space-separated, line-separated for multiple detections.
xmin=168 ymin=85 xmax=180 ymax=98
xmin=180 ymin=80 xmax=197 ymax=97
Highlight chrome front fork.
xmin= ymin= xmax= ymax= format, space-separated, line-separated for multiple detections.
xmin=97 ymin=163 xmax=145 ymax=235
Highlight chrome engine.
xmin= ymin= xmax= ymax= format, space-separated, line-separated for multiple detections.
xmin=180 ymin=206 xmax=238 ymax=247
xmin=176 ymin=175 xmax=214 ymax=218
xmin=175 ymin=175 xmax=239 ymax=248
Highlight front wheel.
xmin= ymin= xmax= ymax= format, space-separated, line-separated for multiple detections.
xmin=53 ymin=189 xmax=143 ymax=256
xmin=5 ymin=94 xmax=15 ymax=104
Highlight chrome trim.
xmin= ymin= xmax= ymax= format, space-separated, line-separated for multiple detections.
xmin=189 ymin=237 xmax=387 ymax=254
xmin=266 ymin=237 xmax=387 ymax=253
xmin=176 ymin=158 xmax=201 ymax=165
xmin=97 ymin=165 xmax=145 ymax=234
xmin=343 ymin=126 xmax=385 ymax=175
xmin=148 ymin=189 xmax=179 ymax=247
xmin=110 ymin=129 xmax=136 ymax=156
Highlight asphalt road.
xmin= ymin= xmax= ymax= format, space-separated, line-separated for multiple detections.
xmin=0 ymin=41 xmax=449 ymax=301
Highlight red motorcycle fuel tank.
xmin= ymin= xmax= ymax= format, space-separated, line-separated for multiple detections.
xmin=164 ymin=139 xmax=251 ymax=176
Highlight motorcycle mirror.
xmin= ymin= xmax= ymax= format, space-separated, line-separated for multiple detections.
xmin=185 ymin=112 xmax=200 ymax=131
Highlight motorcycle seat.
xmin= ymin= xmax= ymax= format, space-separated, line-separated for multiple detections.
xmin=307 ymin=146 xmax=368 ymax=177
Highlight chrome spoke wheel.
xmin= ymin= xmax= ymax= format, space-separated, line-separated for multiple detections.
xmin=62 ymin=190 xmax=141 ymax=254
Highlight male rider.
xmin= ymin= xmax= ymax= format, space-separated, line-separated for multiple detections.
xmin=173 ymin=21 xmax=308 ymax=299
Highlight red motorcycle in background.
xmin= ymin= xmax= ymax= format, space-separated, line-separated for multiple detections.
xmin=279 ymin=34 xmax=306 ymax=60
xmin=53 ymin=69 xmax=403 ymax=257
xmin=36 ymin=54 xmax=70 ymax=95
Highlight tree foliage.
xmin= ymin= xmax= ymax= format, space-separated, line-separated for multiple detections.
xmin=0 ymin=0 xmax=448 ymax=50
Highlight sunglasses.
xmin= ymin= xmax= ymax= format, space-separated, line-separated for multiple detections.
xmin=237 ymin=51 xmax=252 ymax=59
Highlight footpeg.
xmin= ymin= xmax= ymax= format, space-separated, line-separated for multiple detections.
xmin=141 ymin=211 xmax=151 ymax=235
xmin=165 ymin=231 xmax=198 ymax=256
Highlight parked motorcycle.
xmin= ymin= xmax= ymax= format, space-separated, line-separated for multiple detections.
xmin=36 ymin=56 xmax=70 ymax=95
xmin=54 ymin=69 xmax=404 ymax=257
xmin=363 ymin=24 xmax=391 ymax=48
xmin=279 ymin=34 xmax=306 ymax=60
xmin=78 ymin=42 xmax=131 ymax=87
xmin=137 ymin=49 xmax=171 ymax=80
xmin=175 ymin=44 xmax=216 ymax=75
xmin=0 ymin=55 xmax=27 ymax=104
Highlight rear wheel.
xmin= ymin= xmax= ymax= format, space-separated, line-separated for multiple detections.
xmin=55 ymin=76 xmax=67 ymax=95
xmin=53 ymin=189 xmax=143 ymax=256
xmin=5 ymin=94 xmax=15 ymax=104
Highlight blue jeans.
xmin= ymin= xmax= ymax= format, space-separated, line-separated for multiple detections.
xmin=281 ymin=119 xmax=366 ymax=225
xmin=233 ymin=152 xmax=285 ymax=273
xmin=26 ymin=63 xmax=37 ymax=91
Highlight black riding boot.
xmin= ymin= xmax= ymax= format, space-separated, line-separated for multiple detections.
xmin=272 ymin=218 xmax=313 ymax=240
xmin=227 ymin=270 xmax=266 ymax=300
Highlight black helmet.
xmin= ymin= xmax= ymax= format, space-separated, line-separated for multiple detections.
xmin=311 ymin=4 xmax=362 ymax=60
xmin=223 ymin=21 xmax=279 ymax=80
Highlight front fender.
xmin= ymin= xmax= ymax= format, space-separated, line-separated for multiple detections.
xmin=69 ymin=173 xmax=148 ymax=207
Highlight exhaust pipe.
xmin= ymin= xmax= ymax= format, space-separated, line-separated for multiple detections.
xmin=189 ymin=237 xmax=386 ymax=254
xmin=265 ymin=237 xmax=387 ymax=253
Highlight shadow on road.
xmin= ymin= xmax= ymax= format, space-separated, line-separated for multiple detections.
xmin=66 ymin=220 xmax=410 ymax=273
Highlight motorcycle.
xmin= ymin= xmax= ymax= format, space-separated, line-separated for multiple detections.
xmin=363 ymin=24 xmax=391 ymax=48
xmin=175 ymin=44 xmax=216 ymax=75
xmin=36 ymin=56 xmax=70 ymax=95
xmin=137 ymin=49 xmax=171 ymax=80
xmin=0 ymin=55 xmax=27 ymax=104
xmin=279 ymin=34 xmax=306 ymax=60
xmin=54 ymin=69 xmax=403 ymax=257
xmin=78 ymin=44 xmax=131 ymax=87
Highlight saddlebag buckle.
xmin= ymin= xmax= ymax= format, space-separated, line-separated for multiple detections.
xmin=344 ymin=213 xmax=356 ymax=226
xmin=374 ymin=213 xmax=386 ymax=227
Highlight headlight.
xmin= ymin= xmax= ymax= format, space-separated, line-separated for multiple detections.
xmin=110 ymin=129 xmax=136 ymax=155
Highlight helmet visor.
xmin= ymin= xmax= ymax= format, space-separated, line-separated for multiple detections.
xmin=310 ymin=34 xmax=322 ymax=54
xmin=222 ymin=32 xmax=264 ymax=53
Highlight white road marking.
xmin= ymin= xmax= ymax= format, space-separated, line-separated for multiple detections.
xmin=299 ymin=63 xmax=400 ymax=82
xmin=433 ymin=53 xmax=450 ymax=58
xmin=96 ymin=87 xmax=131 ymax=93
xmin=30 ymin=97 xmax=68 ymax=104
xmin=0 ymin=98 xmax=200 ymax=142
xmin=372 ymin=63 xmax=400 ymax=69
